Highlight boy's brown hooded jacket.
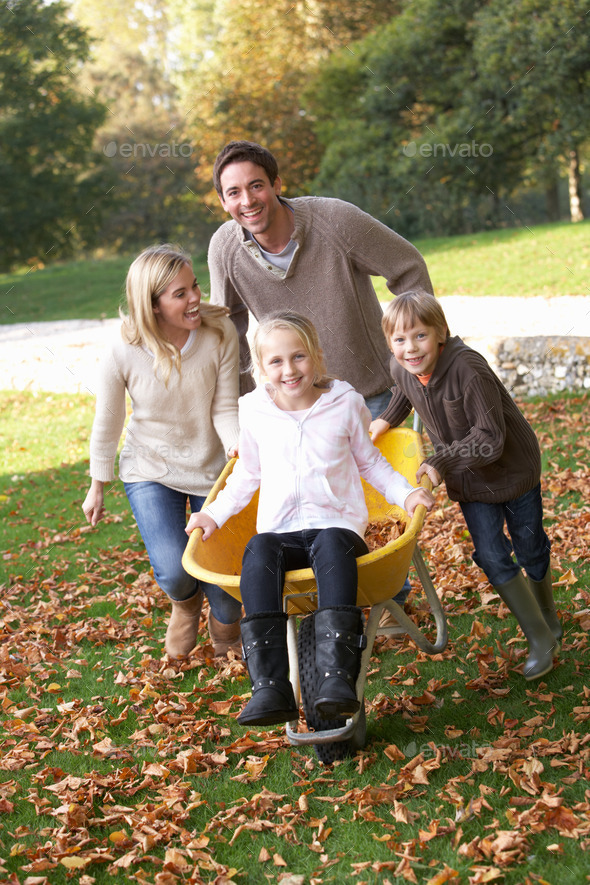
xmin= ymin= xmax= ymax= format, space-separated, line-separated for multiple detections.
xmin=380 ymin=336 xmax=541 ymax=503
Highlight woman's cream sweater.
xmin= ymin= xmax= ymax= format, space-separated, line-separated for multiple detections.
xmin=89 ymin=321 xmax=240 ymax=496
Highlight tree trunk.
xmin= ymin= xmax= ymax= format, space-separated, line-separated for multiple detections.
xmin=545 ymin=178 xmax=560 ymax=222
xmin=568 ymin=147 xmax=584 ymax=223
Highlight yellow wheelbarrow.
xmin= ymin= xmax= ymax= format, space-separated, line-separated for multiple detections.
xmin=182 ymin=427 xmax=448 ymax=763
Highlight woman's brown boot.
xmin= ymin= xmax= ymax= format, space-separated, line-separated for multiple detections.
xmin=208 ymin=611 xmax=242 ymax=658
xmin=165 ymin=590 xmax=203 ymax=658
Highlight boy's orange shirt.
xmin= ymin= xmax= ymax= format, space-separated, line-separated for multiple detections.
xmin=417 ymin=343 xmax=445 ymax=385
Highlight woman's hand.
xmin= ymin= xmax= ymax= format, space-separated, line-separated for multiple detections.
xmin=186 ymin=511 xmax=219 ymax=541
xmin=82 ymin=479 xmax=106 ymax=527
xmin=416 ymin=462 xmax=441 ymax=488
xmin=369 ymin=418 xmax=390 ymax=442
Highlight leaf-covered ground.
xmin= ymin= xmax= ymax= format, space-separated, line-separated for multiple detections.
xmin=0 ymin=394 xmax=589 ymax=884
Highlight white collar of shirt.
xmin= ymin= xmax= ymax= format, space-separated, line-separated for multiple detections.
xmin=143 ymin=328 xmax=196 ymax=358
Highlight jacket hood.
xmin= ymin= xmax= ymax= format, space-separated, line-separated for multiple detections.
xmin=422 ymin=336 xmax=469 ymax=385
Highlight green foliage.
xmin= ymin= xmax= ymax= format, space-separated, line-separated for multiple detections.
xmin=173 ymin=0 xmax=401 ymax=208
xmin=0 ymin=0 xmax=109 ymax=270
xmin=307 ymin=0 xmax=589 ymax=237
xmin=72 ymin=0 xmax=215 ymax=253
xmin=472 ymin=0 xmax=590 ymax=160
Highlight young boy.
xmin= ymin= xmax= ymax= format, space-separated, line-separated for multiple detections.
xmin=371 ymin=290 xmax=561 ymax=681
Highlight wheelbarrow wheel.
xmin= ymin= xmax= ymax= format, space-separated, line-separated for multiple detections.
xmin=297 ymin=614 xmax=366 ymax=764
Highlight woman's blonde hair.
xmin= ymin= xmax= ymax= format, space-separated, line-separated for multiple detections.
xmin=252 ymin=311 xmax=331 ymax=388
xmin=381 ymin=289 xmax=450 ymax=345
xmin=120 ymin=244 xmax=229 ymax=384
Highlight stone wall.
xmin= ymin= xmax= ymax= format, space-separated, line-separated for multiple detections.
xmin=490 ymin=336 xmax=590 ymax=398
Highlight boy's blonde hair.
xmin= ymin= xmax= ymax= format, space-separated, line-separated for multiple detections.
xmin=120 ymin=244 xmax=229 ymax=384
xmin=381 ymin=289 xmax=450 ymax=345
xmin=252 ymin=311 xmax=331 ymax=388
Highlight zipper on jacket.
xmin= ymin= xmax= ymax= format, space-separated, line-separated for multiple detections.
xmin=294 ymin=420 xmax=304 ymax=524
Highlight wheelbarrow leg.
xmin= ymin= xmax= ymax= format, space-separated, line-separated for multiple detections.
xmin=368 ymin=547 xmax=448 ymax=655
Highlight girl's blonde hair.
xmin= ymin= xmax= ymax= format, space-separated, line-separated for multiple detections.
xmin=120 ymin=244 xmax=229 ymax=384
xmin=252 ymin=311 xmax=331 ymax=388
xmin=381 ymin=289 xmax=450 ymax=345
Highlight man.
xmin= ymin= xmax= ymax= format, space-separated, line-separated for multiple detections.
xmin=208 ymin=140 xmax=434 ymax=418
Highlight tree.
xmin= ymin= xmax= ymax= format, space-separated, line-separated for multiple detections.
xmin=306 ymin=0 xmax=589 ymax=236
xmin=169 ymin=0 xmax=399 ymax=208
xmin=0 ymin=0 xmax=108 ymax=270
xmin=307 ymin=0 xmax=502 ymax=236
xmin=71 ymin=0 xmax=214 ymax=253
xmin=471 ymin=0 xmax=589 ymax=222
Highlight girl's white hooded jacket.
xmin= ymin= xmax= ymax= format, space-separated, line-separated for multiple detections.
xmin=204 ymin=379 xmax=415 ymax=538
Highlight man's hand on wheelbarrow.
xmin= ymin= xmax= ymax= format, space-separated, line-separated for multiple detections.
xmin=416 ymin=461 xmax=442 ymax=488
xmin=404 ymin=486 xmax=436 ymax=516
xmin=185 ymin=511 xmax=219 ymax=541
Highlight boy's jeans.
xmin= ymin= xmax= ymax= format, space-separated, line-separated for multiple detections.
xmin=459 ymin=483 xmax=550 ymax=586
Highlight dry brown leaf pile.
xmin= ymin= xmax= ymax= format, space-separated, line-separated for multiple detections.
xmin=0 ymin=396 xmax=589 ymax=883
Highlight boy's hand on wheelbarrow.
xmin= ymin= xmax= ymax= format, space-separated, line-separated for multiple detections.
xmin=417 ymin=462 xmax=442 ymax=488
xmin=185 ymin=511 xmax=219 ymax=541
xmin=369 ymin=418 xmax=390 ymax=442
xmin=404 ymin=486 xmax=436 ymax=516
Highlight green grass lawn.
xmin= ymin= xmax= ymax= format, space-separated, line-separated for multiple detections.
xmin=0 ymin=250 xmax=210 ymax=325
xmin=1 ymin=389 xmax=589 ymax=884
xmin=0 ymin=221 xmax=589 ymax=326
xmin=375 ymin=219 xmax=590 ymax=300
xmin=1 ymin=226 xmax=589 ymax=882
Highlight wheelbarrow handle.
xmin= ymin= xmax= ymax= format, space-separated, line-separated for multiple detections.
xmin=407 ymin=472 xmax=433 ymax=527
xmin=420 ymin=473 xmax=433 ymax=492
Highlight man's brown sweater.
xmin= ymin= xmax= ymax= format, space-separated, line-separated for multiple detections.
xmin=208 ymin=196 xmax=433 ymax=397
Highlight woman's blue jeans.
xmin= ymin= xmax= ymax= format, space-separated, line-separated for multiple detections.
xmin=459 ymin=483 xmax=551 ymax=586
xmin=240 ymin=527 xmax=369 ymax=615
xmin=124 ymin=481 xmax=242 ymax=624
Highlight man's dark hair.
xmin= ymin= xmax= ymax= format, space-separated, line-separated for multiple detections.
xmin=213 ymin=141 xmax=279 ymax=195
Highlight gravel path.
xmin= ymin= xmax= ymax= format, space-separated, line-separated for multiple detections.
xmin=2 ymin=295 xmax=590 ymax=395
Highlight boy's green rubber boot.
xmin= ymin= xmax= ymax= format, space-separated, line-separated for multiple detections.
xmin=494 ymin=572 xmax=559 ymax=680
xmin=528 ymin=565 xmax=562 ymax=641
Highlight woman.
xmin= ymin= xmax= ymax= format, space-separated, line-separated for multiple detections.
xmin=82 ymin=244 xmax=242 ymax=659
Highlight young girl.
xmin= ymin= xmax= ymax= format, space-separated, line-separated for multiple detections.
xmin=82 ymin=244 xmax=243 ymax=660
xmin=186 ymin=311 xmax=434 ymax=727
xmin=372 ymin=290 xmax=561 ymax=681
